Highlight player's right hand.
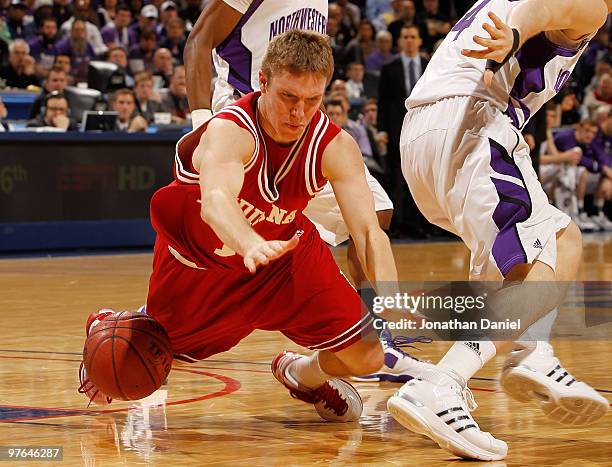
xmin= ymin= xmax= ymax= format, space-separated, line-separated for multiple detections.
xmin=243 ymin=233 xmax=300 ymax=273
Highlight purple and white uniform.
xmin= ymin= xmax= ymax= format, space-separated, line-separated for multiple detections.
xmin=400 ymin=0 xmax=592 ymax=279
xmin=212 ymin=0 xmax=328 ymax=112
xmin=210 ymin=0 xmax=393 ymax=247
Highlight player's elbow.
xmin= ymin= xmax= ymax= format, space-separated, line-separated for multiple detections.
xmin=200 ymin=189 xmax=227 ymax=225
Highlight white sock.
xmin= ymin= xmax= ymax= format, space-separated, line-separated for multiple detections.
xmin=288 ymin=352 xmax=333 ymax=390
xmin=594 ymin=198 xmax=604 ymax=215
xmin=517 ymin=308 xmax=558 ymax=342
xmin=436 ymin=340 xmax=496 ymax=383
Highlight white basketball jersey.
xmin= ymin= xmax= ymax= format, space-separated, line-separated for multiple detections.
xmin=407 ymin=0 xmax=592 ymax=129
xmin=212 ymin=0 xmax=328 ymax=111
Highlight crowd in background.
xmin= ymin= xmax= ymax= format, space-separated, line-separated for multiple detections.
xmin=0 ymin=0 xmax=610 ymax=237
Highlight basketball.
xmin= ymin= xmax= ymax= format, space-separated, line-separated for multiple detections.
xmin=83 ymin=311 xmax=173 ymax=401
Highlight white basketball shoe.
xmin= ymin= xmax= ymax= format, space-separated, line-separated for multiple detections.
xmin=501 ymin=341 xmax=609 ymax=425
xmin=387 ymin=368 xmax=508 ymax=461
xmin=272 ymin=351 xmax=363 ymax=422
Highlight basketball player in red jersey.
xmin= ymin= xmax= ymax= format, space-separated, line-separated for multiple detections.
xmin=80 ymin=30 xmax=399 ymax=422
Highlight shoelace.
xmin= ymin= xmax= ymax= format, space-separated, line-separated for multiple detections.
xmin=386 ymin=335 xmax=433 ymax=361
xmin=462 ymin=386 xmax=478 ymax=412
xmin=78 ymin=363 xmax=112 ymax=407
xmin=315 ymin=382 xmax=348 ymax=416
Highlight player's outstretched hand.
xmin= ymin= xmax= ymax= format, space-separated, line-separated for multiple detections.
xmin=243 ymin=233 xmax=300 ymax=273
xmin=461 ymin=11 xmax=520 ymax=87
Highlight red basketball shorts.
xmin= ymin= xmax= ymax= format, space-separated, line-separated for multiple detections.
xmin=145 ymin=232 xmax=374 ymax=361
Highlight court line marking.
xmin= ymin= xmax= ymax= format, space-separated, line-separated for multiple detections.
xmin=2 ymin=349 xmax=611 ymax=396
xmin=0 ymin=355 xmax=241 ymax=423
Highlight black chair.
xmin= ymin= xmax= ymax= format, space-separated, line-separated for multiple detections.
xmin=64 ymin=86 xmax=102 ymax=123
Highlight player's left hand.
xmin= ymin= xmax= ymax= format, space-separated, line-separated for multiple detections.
xmin=461 ymin=11 xmax=519 ymax=87
xmin=243 ymin=233 xmax=300 ymax=273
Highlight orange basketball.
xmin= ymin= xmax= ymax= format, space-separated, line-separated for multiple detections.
xmin=83 ymin=311 xmax=173 ymax=401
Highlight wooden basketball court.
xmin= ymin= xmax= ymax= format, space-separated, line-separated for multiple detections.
xmin=0 ymin=238 xmax=610 ymax=466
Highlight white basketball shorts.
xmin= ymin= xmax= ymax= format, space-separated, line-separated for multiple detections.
xmin=304 ymin=165 xmax=393 ymax=246
xmin=400 ymin=96 xmax=571 ymax=280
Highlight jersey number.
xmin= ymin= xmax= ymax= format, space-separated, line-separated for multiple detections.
xmin=450 ymin=0 xmax=491 ymax=40
xmin=214 ymin=244 xmax=237 ymax=257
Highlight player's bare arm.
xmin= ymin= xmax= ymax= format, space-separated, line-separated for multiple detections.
xmin=462 ymin=0 xmax=610 ymax=86
xmin=184 ymin=0 xmax=243 ymax=125
xmin=194 ymin=118 xmax=299 ymax=273
xmin=322 ymin=130 xmax=398 ymax=287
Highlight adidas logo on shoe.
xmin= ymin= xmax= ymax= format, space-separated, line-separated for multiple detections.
xmin=464 ymin=342 xmax=481 ymax=356
xmin=533 ymin=238 xmax=543 ymax=250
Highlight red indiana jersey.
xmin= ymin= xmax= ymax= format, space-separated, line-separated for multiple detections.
xmin=150 ymin=92 xmax=341 ymax=271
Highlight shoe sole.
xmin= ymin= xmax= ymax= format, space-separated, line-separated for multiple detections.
xmin=387 ymin=396 xmax=506 ymax=461
xmin=501 ymin=367 xmax=609 ymax=426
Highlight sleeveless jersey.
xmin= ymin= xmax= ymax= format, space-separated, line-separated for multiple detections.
xmin=150 ymin=91 xmax=341 ymax=270
xmin=212 ymin=0 xmax=327 ymax=108
xmin=407 ymin=0 xmax=593 ymax=130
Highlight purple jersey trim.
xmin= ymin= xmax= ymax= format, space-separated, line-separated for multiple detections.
xmin=216 ymin=0 xmax=265 ymax=94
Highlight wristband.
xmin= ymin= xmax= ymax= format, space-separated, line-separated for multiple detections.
xmin=485 ymin=28 xmax=521 ymax=75
xmin=191 ymin=108 xmax=213 ymax=129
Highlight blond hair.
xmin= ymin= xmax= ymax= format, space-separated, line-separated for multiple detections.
xmin=261 ymin=30 xmax=334 ymax=84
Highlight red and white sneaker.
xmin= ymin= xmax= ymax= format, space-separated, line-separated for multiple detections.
xmin=77 ymin=308 xmax=117 ymax=406
xmin=272 ymin=351 xmax=363 ymax=422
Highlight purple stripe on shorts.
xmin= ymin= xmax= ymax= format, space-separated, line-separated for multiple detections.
xmin=488 ymin=139 xmax=532 ymax=276
xmin=216 ymin=0 xmax=265 ymax=94
xmin=490 ymin=138 xmax=523 ymax=180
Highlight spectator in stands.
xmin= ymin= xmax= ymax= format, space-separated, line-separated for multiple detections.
xmin=557 ymin=87 xmax=582 ymax=126
xmin=367 ymin=0 xmax=393 ymax=31
xmin=52 ymin=0 xmax=73 ymax=29
xmin=6 ymin=0 xmax=36 ymax=40
xmin=583 ymin=73 xmax=612 ymax=119
xmin=552 ymin=119 xmax=609 ymax=230
xmin=101 ymin=4 xmax=136 ymax=49
xmin=160 ymin=64 xmax=188 ymax=123
xmin=106 ymin=45 xmax=134 ymax=88
xmin=179 ymin=0 xmax=201 ymax=31
xmin=97 ymin=0 xmax=118 ymax=28
xmin=326 ymin=17 xmax=347 ymax=80
xmin=0 ymin=39 xmax=39 ymax=88
xmin=330 ymin=0 xmax=360 ymax=34
xmin=328 ymin=4 xmax=353 ymax=47
xmin=345 ymin=19 xmax=376 ymax=66
xmin=109 ymin=87 xmax=147 ymax=132
xmin=55 ymin=18 xmax=95 ymax=82
xmin=417 ymin=0 xmax=451 ymax=54
xmin=160 ymin=16 xmax=185 ymax=64
xmin=387 ymin=0 xmax=424 ymax=50
xmin=372 ymin=0 xmax=404 ymax=30
xmin=53 ymin=53 xmax=71 ymax=74
xmin=28 ymin=16 xmax=57 ymax=76
xmin=59 ymin=0 xmax=107 ymax=56
xmin=32 ymin=0 xmax=54 ymax=30
xmin=157 ymin=1 xmax=178 ymax=39
xmin=345 ymin=61 xmax=378 ymax=100
xmin=378 ymin=23 xmax=429 ymax=237
xmin=133 ymin=71 xmax=163 ymax=123
xmin=326 ymin=98 xmax=374 ymax=159
xmin=151 ymin=46 xmax=172 ymax=87
xmin=129 ymin=4 xmax=158 ymax=43
xmin=361 ymin=98 xmax=388 ymax=170
xmin=128 ymin=27 xmax=157 ymax=74
xmin=26 ymin=90 xmax=76 ymax=130
xmin=365 ymin=30 xmax=395 ymax=76
xmin=28 ymin=65 xmax=67 ymax=117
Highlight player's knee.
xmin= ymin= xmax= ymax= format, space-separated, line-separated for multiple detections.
xmin=560 ymin=221 xmax=582 ymax=252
